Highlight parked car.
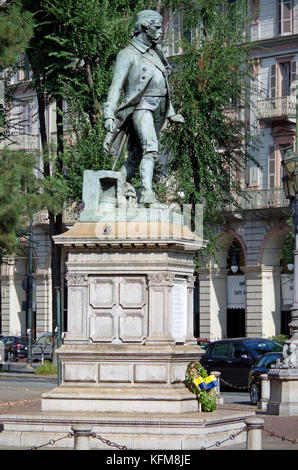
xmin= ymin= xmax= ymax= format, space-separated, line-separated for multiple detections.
xmin=248 ymin=351 xmax=283 ymax=405
xmin=31 ymin=332 xmax=54 ymax=361
xmin=200 ymin=338 xmax=283 ymax=389
xmin=0 ymin=336 xmax=29 ymax=361
xmin=196 ymin=338 xmax=211 ymax=349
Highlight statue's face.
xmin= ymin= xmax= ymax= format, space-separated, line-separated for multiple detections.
xmin=145 ymin=19 xmax=163 ymax=43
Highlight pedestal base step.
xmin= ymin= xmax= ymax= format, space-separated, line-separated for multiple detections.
xmin=41 ymin=386 xmax=199 ymax=414
xmin=0 ymin=408 xmax=255 ymax=450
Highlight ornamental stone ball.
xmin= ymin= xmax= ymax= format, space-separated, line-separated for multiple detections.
xmin=103 ymin=9 xmax=184 ymax=207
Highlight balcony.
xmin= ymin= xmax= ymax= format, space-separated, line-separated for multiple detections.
xmin=225 ymin=187 xmax=290 ymax=219
xmin=257 ymin=96 xmax=296 ymax=122
xmin=241 ymin=187 xmax=288 ymax=210
xmin=33 ymin=203 xmax=79 ymax=228
xmin=1 ymin=134 xmax=41 ymax=151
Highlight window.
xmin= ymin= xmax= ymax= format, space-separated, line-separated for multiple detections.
xmin=212 ymin=342 xmax=230 ymax=357
xmin=9 ymin=101 xmax=22 ymax=135
xmin=23 ymin=54 xmax=32 ymax=81
xmin=21 ymin=101 xmax=33 ymax=134
xmin=270 ymin=60 xmax=296 ymax=99
xmin=231 ymin=342 xmax=248 ymax=359
xmin=278 ymin=0 xmax=293 ymax=35
xmin=270 ymin=64 xmax=277 ymax=98
xmin=168 ymin=9 xmax=182 ymax=56
xmin=268 ymin=145 xmax=276 ymax=189
xmin=245 ymin=340 xmax=283 ymax=358
xmin=280 ymin=62 xmax=291 ymax=96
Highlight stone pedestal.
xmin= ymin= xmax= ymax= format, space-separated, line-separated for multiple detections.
xmin=0 ymin=172 xmax=257 ymax=450
xmin=267 ymin=368 xmax=298 ymax=416
xmin=42 ymin=188 xmax=206 ymax=413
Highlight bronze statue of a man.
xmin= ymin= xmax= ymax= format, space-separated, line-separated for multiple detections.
xmin=103 ymin=9 xmax=184 ymax=206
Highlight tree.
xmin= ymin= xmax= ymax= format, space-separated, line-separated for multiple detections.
xmin=160 ymin=0 xmax=261 ymax=251
xmin=0 ymin=1 xmax=34 ymax=259
xmin=0 ymin=148 xmax=67 ymax=263
xmin=0 ymin=1 xmax=33 ymax=142
xmin=0 ymin=1 xmax=33 ymax=69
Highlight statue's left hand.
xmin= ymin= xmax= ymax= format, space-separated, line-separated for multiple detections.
xmin=169 ymin=114 xmax=185 ymax=124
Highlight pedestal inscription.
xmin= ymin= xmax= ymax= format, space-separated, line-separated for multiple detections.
xmin=172 ymin=278 xmax=187 ymax=342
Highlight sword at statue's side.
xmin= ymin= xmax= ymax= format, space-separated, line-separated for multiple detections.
xmin=103 ymin=130 xmax=127 ymax=171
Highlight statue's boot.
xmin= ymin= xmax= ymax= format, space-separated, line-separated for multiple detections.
xmin=119 ymin=159 xmax=138 ymax=183
xmin=139 ymin=152 xmax=160 ymax=205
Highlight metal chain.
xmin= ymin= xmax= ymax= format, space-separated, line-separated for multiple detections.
xmin=264 ymin=427 xmax=298 ymax=445
xmin=219 ymin=377 xmax=249 ymax=390
xmin=29 ymin=432 xmax=74 ymax=450
xmin=24 ymin=427 xmax=298 ymax=450
xmin=91 ymin=432 xmax=128 ymax=450
xmin=200 ymin=428 xmax=246 ymax=450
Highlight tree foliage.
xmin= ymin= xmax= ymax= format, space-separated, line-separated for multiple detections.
xmin=0 ymin=149 xmax=67 ymax=261
xmin=0 ymin=1 xmax=33 ymax=69
xmin=162 ymin=0 xmax=260 ymax=228
xmin=0 ymin=1 xmax=34 ymax=259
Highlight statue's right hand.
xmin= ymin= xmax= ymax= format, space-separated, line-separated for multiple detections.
xmin=105 ymin=118 xmax=114 ymax=133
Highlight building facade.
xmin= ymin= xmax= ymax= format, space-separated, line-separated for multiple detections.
xmin=197 ymin=0 xmax=297 ymax=340
xmin=0 ymin=0 xmax=297 ymax=341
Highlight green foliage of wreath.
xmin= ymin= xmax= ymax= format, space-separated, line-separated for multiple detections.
xmin=185 ymin=361 xmax=217 ymax=412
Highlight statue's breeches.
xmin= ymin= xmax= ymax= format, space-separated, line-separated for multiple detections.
xmin=127 ymin=98 xmax=166 ymax=158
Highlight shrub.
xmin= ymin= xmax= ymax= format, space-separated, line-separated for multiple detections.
xmin=271 ymin=334 xmax=290 ymax=346
xmin=34 ymin=360 xmax=57 ymax=375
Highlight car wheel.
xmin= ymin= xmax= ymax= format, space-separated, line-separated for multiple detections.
xmin=250 ymin=383 xmax=260 ymax=405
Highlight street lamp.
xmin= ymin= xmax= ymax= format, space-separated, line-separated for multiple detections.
xmin=230 ymin=253 xmax=239 ymax=273
xmin=24 ymin=216 xmax=34 ymax=370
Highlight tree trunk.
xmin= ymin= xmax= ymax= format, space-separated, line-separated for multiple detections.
xmin=84 ymin=59 xmax=99 ymax=126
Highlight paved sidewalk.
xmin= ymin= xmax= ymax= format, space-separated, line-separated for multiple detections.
xmin=217 ymin=403 xmax=298 ymax=450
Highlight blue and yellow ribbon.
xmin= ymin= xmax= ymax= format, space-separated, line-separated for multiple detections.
xmin=193 ymin=375 xmax=218 ymax=392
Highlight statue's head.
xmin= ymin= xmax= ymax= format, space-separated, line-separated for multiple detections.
xmin=133 ymin=9 xmax=163 ymax=42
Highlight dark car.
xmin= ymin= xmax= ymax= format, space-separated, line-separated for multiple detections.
xmin=248 ymin=351 xmax=283 ymax=405
xmin=200 ymin=338 xmax=283 ymax=389
xmin=0 ymin=336 xmax=29 ymax=361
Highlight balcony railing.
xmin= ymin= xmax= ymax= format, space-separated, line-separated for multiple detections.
xmin=242 ymin=187 xmax=288 ymax=210
xmin=33 ymin=203 xmax=79 ymax=227
xmin=228 ymin=187 xmax=288 ymax=211
xmin=1 ymin=134 xmax=40 ymax=151
xmin=32 ymin=188 xmax=289 ymax=227
xmin=225 ymin=187 xmax=289 ymax=213
xmin=257 ymin=96 xmax=296 ymax=121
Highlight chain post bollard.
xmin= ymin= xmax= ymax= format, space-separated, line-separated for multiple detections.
xmin=245 ymin=417 xmax=264 ymax=450
xmin=71 ymin=426 xmax=93 ymax=450
xmin=210 ymin=371 xmax=223 ymax=405
xmin=258 ymin=373 xmax=269 ymax=411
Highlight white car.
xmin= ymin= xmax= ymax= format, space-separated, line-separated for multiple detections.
xmin=32 ymin=333 xmax=53 ymax=361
